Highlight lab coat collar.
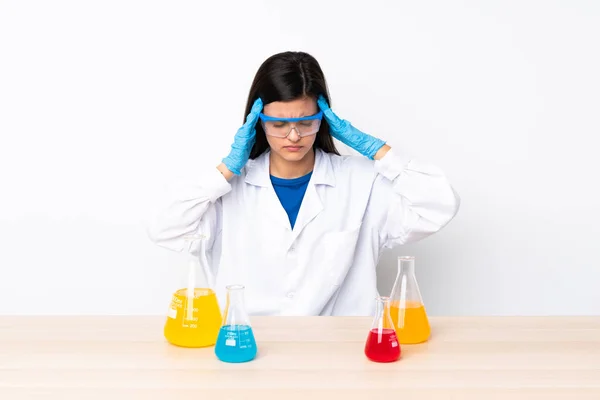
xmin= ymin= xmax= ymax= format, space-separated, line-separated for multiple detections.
xmin=244 ymin=148 xmax=336 ymax=187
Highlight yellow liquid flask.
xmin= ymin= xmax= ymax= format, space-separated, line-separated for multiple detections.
xmin=389 ymin=256 xmax=431 ymax=344
xmin=164 ymin=234 xmax=222 ymax=348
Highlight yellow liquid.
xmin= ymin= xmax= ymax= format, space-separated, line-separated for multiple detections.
xmin=164 ymin=288 xmax=222 ymax=348
xmin=390 ymin=301 xmax=431 ymax=344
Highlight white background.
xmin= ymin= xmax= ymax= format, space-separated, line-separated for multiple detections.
xmin=1 ymin=0 xmax=599 ymax=315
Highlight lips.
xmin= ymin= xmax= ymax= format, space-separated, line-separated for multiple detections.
xmin=284 ymin=146 xmax=302 ymax=152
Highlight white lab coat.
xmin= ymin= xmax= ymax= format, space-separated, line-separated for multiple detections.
xmin=147 ymin=147 xmax=460 ymax=316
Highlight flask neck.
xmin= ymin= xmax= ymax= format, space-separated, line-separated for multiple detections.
xmin=392 ymin=256 xmax=424 ymax=306
xmin=226 ymin=285 xmax=246 ymax=306
xmin=373 ymin=296 xmax=394 ymax=330
xmin=375 ymin=297 xmax=387 ymax=318
xmin=223 ymin=284 xmax=250 ymax=326
xmin=183 ymin=234 xmax=213 ymax=289
xmin=397 ymin=256 xmax=415 ymax=276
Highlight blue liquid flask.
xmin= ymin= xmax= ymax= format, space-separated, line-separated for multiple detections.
xmin=215 ymin=284 xmax=257 ymax=363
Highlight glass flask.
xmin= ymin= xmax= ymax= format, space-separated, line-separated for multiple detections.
xmin=389 ymin=256 xmax=431 ymax=344
xmin=215 ymin=284 xmax=258 ymax=363
xmin=163 ymin=234 xmax=222 ymax=348
xmin=364 ymin=296 xmax=401 ymax=362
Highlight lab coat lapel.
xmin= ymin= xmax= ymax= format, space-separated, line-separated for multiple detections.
xmin=289 ymin=181 xmax=322 ymax=243
xmin=262 ymin=185 xmax=292 ymax=230
xmin=245 ymin=151 xmax=292 ymax=230
xmin=245 ymin=149 xmax=336 ymax=243
xmin=288 ymin=150 xmax=335 ymax=244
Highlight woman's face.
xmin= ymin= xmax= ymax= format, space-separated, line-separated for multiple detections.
xmin=262 ymin=96 xmax=318 ymax=163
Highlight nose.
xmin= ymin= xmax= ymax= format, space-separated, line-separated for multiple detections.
xmin=287 ymin=126 xmax=301 ymax=142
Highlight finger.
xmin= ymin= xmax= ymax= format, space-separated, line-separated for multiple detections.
xmin=317 ymin=95 xmax=329 ymax=111
xmin=321 ymin=106 xmax=339 ymax=125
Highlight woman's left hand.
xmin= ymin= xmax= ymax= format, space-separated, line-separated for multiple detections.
xmin=317 ymin=95 xmax=386 ymax=160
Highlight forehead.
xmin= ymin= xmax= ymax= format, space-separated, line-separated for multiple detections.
xmin=263 ymin=96 xmax=317 ymax=118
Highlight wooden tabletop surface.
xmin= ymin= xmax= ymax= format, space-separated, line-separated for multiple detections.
xmin=1 ymin=316 xmax=599 ymax=399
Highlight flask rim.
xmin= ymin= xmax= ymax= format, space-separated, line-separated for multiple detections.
xmin=375 ymin=295 xmax=391 ymax=303
xmin=226 ymin=284 xmax=245 ymax=291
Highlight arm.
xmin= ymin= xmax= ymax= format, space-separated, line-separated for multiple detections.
xmin=371 ymin=147 xmax=460 ymax=248
xmin=373 ymin=144 xmax=391 ymax=161
xmin=148 ymin=97 xmax=264 ymax=251
xmin=217 ymin=162 xmax=235 ymax=181
xmin=146 ymin=167 xmax=231 ymax=252
xmin=317 ymin=96 xmax=459 ymax=246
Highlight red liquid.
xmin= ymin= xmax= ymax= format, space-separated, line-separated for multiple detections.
xmin=364 ymin=328 xmax=401 ymax=362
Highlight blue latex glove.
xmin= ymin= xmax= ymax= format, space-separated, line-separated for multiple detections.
xmin=222 ymin=98 xmax=263 ymax=175
xmin=317 ymin=95 xmax=385 ymax=160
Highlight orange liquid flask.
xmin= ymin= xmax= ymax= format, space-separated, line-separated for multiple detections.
xmin=364 ymin=296 xmax=401 ymax=363
xmin=389 ymin=256 xmax=431 ymax=344
xmin=164 ymin=234 xmax=222 ymax=348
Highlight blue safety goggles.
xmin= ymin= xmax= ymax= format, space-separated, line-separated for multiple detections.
xmin=258 ymin=111 xmax=323 ymax=138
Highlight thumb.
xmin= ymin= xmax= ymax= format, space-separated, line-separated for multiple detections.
xmin=317 ymin=94 xmax=329 ymax=108
xmin=318 ymin=97 xmax=342 ymax=127
xmin=243 ymin=98 xmax=264 ymax=128
xmin=250 ymin=97 xmax=263 ymax=115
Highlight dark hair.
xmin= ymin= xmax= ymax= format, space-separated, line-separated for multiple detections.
xmin=246 ymin=51 xmax=339 ymax=159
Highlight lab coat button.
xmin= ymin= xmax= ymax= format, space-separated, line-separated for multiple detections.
xmin=286 ymin=292 xmax=295 ymax=298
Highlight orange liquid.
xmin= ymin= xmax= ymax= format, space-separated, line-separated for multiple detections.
xmin=390 ymin=301 xmax=431 ymax=344
xmin=164 ymin=288 xmax=222 ymax=347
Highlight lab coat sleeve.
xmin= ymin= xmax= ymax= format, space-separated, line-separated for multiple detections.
xmin=372 ymin=147 xmax=460 ymax=248
xmin=146 ymin=166 xmax=232 ymax=253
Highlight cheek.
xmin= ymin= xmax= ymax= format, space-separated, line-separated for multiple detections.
xmin=304 ymin=134 xmax=317 ymax=147
xmin=265 ymin=135 xmax=278 ymax=148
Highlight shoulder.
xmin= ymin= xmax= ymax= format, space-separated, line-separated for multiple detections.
xmin=313 ymin=150 xmax=379 ymax=196
xmin=320 ymin=150 xmax=376 ymax=177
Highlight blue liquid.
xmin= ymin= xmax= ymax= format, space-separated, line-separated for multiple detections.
xmin=215 ymin=325 xmax=257 ymax=363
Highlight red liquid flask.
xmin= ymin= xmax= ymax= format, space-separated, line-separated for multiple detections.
xmin=364 ymin=296 xmax=401 ymax=363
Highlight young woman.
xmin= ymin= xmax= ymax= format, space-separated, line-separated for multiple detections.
xmin=148 ymin=51 xmax=460 ymax=316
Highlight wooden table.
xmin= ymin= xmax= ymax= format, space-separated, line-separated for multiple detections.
xmin=1 ymin=316 xmax=599 ymax=399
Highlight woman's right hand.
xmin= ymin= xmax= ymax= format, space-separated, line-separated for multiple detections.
xmin=221 ymin=97 xmax=264 ymax=176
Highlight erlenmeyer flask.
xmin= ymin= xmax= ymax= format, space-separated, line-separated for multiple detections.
xmin=163 ymin=234 xmax=222 ymax=347
xmin=389 ymin=256 xmax=431 ymax=344
xmin=215 ymin=284 xmax=257 ymax=363
xmin=364 ymin=296 xmax=401 ymax=363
